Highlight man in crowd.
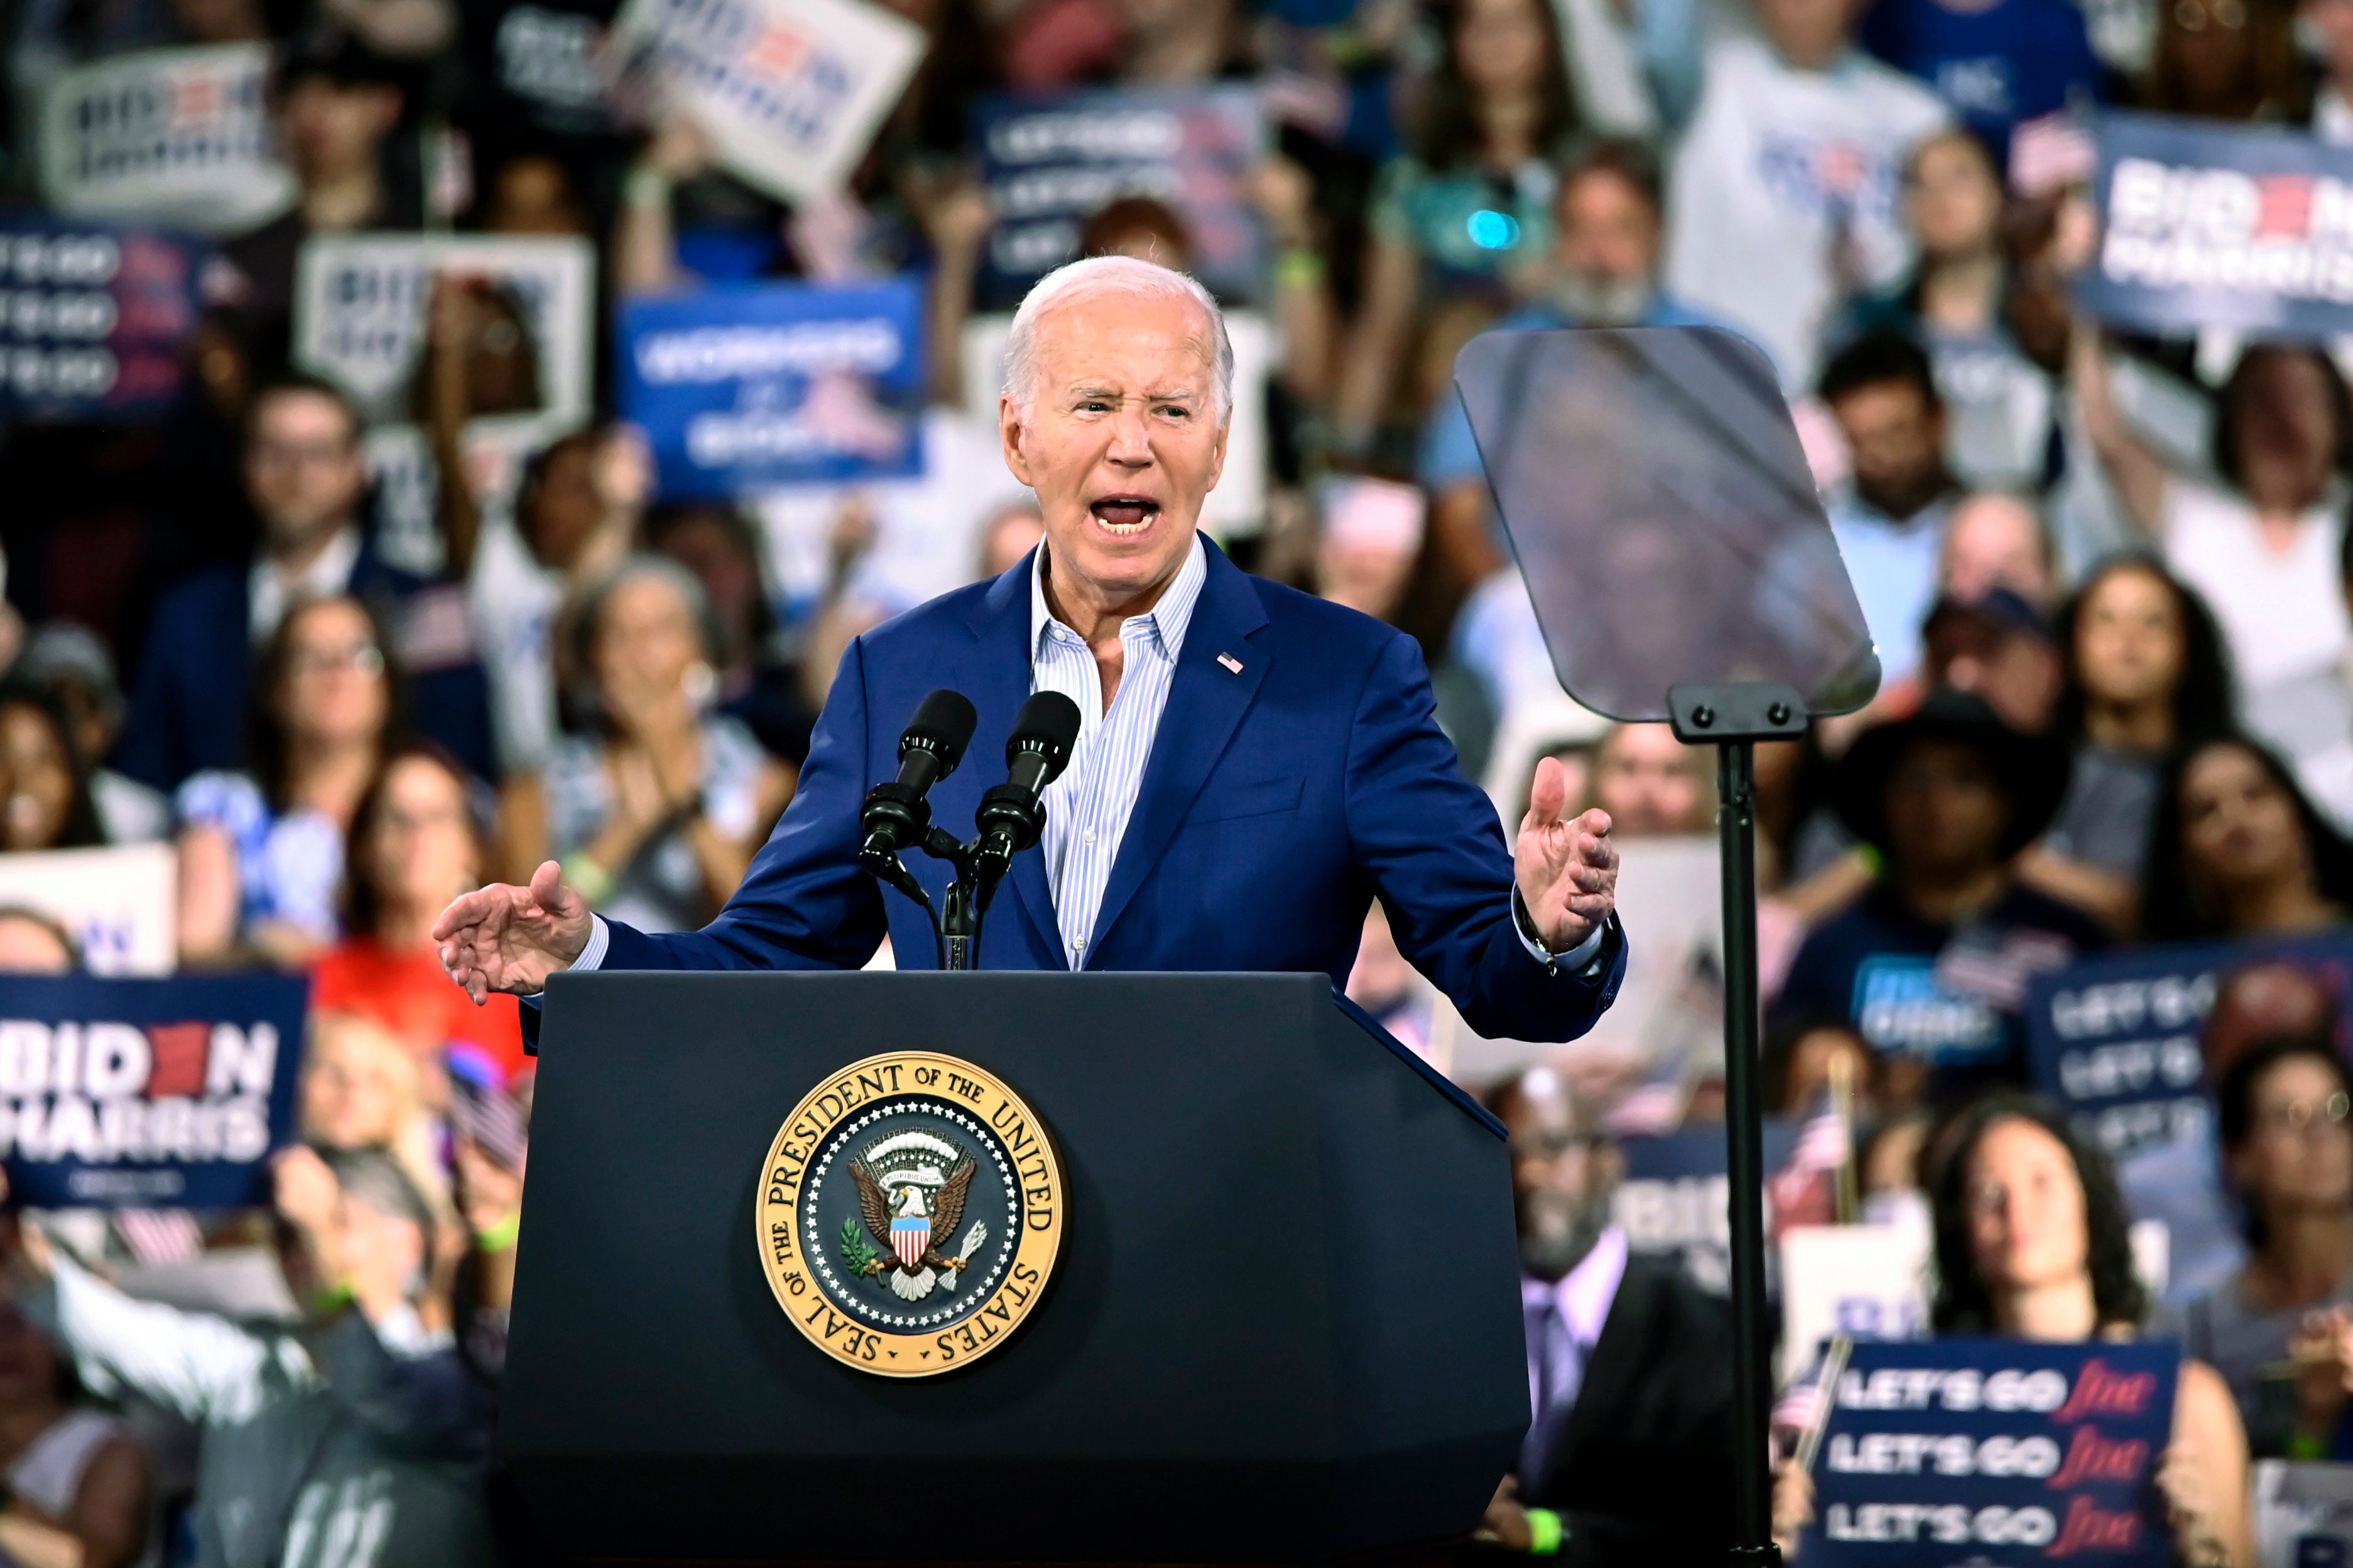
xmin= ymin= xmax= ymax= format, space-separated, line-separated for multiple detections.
xmin=114 ymin=376 xmax=492 ymax=789
xmin=1479 ymin=1066 xmax=1735 ymax=1560
xmin=1820 ymin=333 xmax=1964 ymax=688
xmin=1921 ymin=586 xmax=2062 ymax=736
xmin=1586 ymin=723 xmax=1714 ymax=836
xmin=1662 ymin=0 xmax=1950 ymax=389
xmin=10 ymin=1147 xmax=498 ymax=1568
xmin=1773 ymin=689 xmax=2106 ymax=1097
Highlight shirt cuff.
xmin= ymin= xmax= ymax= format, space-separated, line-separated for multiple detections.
xmin=1512 ymin=889 xmax=1606 ymax=973
xmin=522 ymin=916 xmax=609 ymax=1002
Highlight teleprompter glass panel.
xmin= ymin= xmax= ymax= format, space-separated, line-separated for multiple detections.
xmin=1453 ymin=326 xmax=1879 ymax=722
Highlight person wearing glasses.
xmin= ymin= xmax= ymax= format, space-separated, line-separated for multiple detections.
xmin=115 ymin=374 xmax=493 ymax=794
xmin=2163 ymin=1038 xmax=2353 ymax=1459
xmin=176 ymin=595 xmax=405 ymax=968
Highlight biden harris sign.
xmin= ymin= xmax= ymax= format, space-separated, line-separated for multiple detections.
xmin=620 ymin=278 xmax=925 ymax=496
xmin=0 ymin=974 xmax=307 ymax=1209
xmin=2079 ymin=110 xmax=2353 ymax=340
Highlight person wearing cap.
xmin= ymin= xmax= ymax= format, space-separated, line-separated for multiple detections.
xmin=1770 ymin=689 xmax=2107 ymax=1100
xmin=1919 ymin=585 xmax=2063 ymax=738
xmin=12 ymin=624 xmax=169 ymax=845
xmin=1477 ymin=1066 xmax=1736 ymax=1561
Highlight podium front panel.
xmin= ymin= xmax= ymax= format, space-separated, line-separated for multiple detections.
xmin=502 ymin=971 xmax=1525 ymax=1562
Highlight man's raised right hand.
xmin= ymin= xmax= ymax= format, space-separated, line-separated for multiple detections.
xmin=435 ymin=860 xmax=594 ymax=1004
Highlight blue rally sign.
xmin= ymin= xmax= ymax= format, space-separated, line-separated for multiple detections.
xmin=0 ymin=219 xmax=210 ymax=423
xmin=0 ymin=973 xmax=308 ymax=1208
xmin=1810 ymin=1338 xmax=2178 ymax=1565
xmin=2079 ymin=110 xmax=2353 ymax=342
xmin=2025 ymin=933 xmax=2353 ymax=1162
xmin=973 ymin=85 xmax=1266 ymax=310
xmin=618 ymin=278 xmax=925 ymax=497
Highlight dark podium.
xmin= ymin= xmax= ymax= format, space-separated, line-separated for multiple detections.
xmin=500 ymin=970 xmax=1528 ymax=1563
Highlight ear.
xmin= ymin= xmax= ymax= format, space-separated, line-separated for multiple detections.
xmin=1206 ymin=410 xmax=1231 ymax=493
xmin=1000 ymin=391 xmax=1035 ymax=487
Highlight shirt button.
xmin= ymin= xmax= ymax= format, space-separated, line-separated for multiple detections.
xmin=1072 ymin=936 xmax=1087 ymax=950
xmin=1082 ymin=828 xmax=1096 ymax=845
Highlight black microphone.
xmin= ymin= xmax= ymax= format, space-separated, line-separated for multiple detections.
xmin=974 ymin=691 xmax=1084 ymax=874
xmin=860 ymin=689 xmax=979 ymax=862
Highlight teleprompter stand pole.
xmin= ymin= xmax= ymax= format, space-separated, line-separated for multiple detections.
xmin=1668 ymin=679 xmax=1808 ymax=1568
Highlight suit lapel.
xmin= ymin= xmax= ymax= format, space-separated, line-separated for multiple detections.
xmin=1541 ymin=1252 xmax=1658 ymax=1493
xmin=964 ymin=555 xmax=1061 ymax=963
xmin=1082 ymin=543 xmax=1272 ymax=966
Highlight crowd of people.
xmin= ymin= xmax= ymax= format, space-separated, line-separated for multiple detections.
xmin=2 ymin=0 xmax=2353 ymax=1554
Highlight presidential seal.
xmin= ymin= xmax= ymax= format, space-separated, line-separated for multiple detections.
xmin=756 ymin=1051 xmax=1064 ymax=1377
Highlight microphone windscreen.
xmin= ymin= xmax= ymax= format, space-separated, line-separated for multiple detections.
xmin=905 ymin=689 xmax=979 ymax=772
xmin=1008 ymin=690 xmax=1084 ymax=765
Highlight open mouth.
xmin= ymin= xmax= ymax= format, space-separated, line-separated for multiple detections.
xmin=1089 ymin=495 xmax=1160 ymax=536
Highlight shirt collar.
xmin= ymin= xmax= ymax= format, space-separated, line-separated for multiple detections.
xmin=250 ymin=524 xmax=363 ymax=641
xmin=1519 ymin=1223 xmax=1629 ymax=1345
xmin=1029 ymin=532 xmax=1209 ymax=665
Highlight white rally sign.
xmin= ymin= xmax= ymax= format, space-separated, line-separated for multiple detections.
xmin=611 ymin=0 xmax=927 ymax=205
xmin=0 ymin=844 xmax=175 ymax=976
xmin=39 ymin=44 xmax=296 ymax=235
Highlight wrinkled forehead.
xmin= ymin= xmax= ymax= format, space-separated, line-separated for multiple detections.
xmin=1031 ymin=290 xmax=1219 ymax=396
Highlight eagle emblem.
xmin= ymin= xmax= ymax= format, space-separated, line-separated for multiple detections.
xmin=844 ymin=1130 xmax=991 ymax=1302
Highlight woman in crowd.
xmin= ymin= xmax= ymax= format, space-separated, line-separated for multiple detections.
xmin=2143 ymin=736 xmax=2353 ymax=941
xmin=176 ymin=595 xmax=399 ymax=968
xmin=0 ymin=683 xmax=103 ymax=855
xmin=1334 ymin=0 xmax=1577 ymax=458
xmin=507 ymin=556 xmax=793 ymax=934
xmin=1846 ymin=131 xmax=2050 ymax=490
xmin=2139 ymin=0 xmax=2306 ymax=121
xmin=1775 ymin=1095 xmax=2255 ymax=1564
xmin=2072 ymin=337 xmax=2352 ymax=765
xmin=0 ymin=1292 xmax=151 ymax=1568
xmin=2168 ymin=1037 xmax=2353 ymax=1457
xmin=312 ymin=743 xmax=531 ymax=1084
xmin=644 ymin=500 xmax=814 ymax=772
xmin=2035 ymin=557 xmax=2235 ymax=919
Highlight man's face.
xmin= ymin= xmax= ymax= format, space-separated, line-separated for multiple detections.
xmin=1592 ymin=722 xmax=1705 ymax=835
xmin=1754 ymin=0 xmax=1856 ymax=68
xmin=245 ymin=390 xmax=367 ymax=552
xmin=1883 ymin=737 xmax=2009 ymax=880
xmin=278 ymin=77 xmax=399 ymax=181
xmin=1503 ymin=1079 xmax=1617 ymax=1281
xmin=999 ymin=288 xmax=1228 ymax=611
xmin=1551 ymin=170 xmax=1661 ymax=324
xmin=1832 ymin=379 xmax=1947 ymax=519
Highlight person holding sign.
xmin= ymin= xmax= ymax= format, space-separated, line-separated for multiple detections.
xmin=1778 ymin=1095 xmax=2254 ymax=1564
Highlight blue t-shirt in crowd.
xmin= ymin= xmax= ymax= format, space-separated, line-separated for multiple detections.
xmin=1860 ymin=0 xmax=2104 ymax=156
xmin=1418 ymin=296 xmax=1731 ymax=494
xmin=1773 ymin=879 xmax=2108 ymax=1096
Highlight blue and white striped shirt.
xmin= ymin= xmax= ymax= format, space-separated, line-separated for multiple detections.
xmin=1030 ymin=535 xmax=1209 ymax=969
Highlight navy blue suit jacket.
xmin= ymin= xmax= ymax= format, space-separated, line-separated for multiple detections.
xmin=595 ymin=539 xmax=1625 ymax=1042
xmin=114 ymin=541 xmax=494 ymax=790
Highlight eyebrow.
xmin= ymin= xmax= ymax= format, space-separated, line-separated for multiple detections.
xmin=1065 ymin=384 xmax=1204 ymax=402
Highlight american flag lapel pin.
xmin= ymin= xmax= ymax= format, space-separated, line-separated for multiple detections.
xmin=1217 ymin=652 xmax=1244 ymax=674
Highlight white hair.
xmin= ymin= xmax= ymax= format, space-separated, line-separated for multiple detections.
xmin=1002 ymin=254 xmax=1233 ymax=424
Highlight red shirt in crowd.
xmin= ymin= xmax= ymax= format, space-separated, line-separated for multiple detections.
xmin=311 ymin=939 xmax=531 ymax=1084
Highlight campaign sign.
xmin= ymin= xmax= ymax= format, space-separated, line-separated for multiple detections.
xmin=610 ymin=0 xmax=926 ymax=205
xmin=1808 ymin=1339 xmax=2178 ymax=1565
xmin=0 ymin=220 xmax=207 ymax=423
xmin=2079 ymin=111 xmax=2353 ymax=342
xmin=974 ymin=86 xmax=1268 ymax=309
xmin=620 ymin=278 xmax=925 ymax=495
xmin=1613 ymin=1121 xmax=1800 ymax=1294
xmin=0 ymin=974 xmax=307 ymax=1209
xmin=0 ymin=845 xmax=176 ymax=976
xmin=40 ymin=43 xmax=297 ymax=236
xmin=2026 ymin=933 xmax=2353 ymax=1162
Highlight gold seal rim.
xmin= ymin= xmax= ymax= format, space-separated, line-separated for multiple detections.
xmin=755 ymin=1049 xmax=1065 ymax=1378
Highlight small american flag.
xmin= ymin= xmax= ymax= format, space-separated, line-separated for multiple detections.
xmin=114 ymin=1208 xmax=204 ymax=1267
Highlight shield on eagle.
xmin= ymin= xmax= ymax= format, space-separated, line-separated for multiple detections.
xmin=891 ymin=1209 xmax=930 ymax=1268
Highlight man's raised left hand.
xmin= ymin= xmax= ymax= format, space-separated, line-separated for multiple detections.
xmin=1515 ymin=755 xmax=1619 ymax=954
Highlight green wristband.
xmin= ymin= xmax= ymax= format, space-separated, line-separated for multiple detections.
xmin=2290 ymin=1429 xmax=2329 ymax=1460
xmin=1526 ymin=1508 xmax=1563 ymax=1555
xmin=475 ymin=1213 xmax=521 ymax=1252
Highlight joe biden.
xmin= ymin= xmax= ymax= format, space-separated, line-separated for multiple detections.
xmin=437 ymin=254 xmax=1627 ymax=1039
